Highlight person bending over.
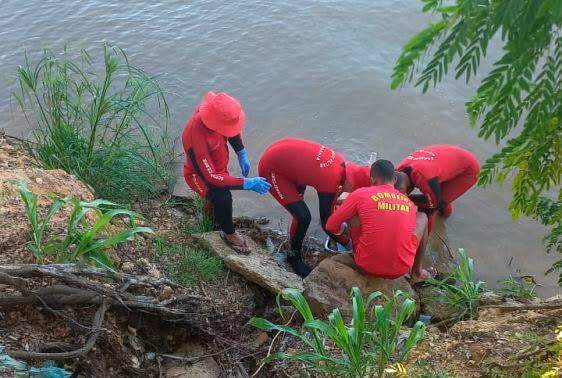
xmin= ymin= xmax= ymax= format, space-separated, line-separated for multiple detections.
xmin=258 ymin=138 xmax=371 ymax=277
xmin=182 ymin=92 xmax=271 ymax=254
xmin=326 ymin=160 xmax=430 ymax=284
xmin=395 ymin=145 xmax=480 ymax=220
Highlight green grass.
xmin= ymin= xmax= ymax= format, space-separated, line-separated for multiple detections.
xmin=14 ymin=45 xmax=173 ymax=203
xmin=156 ymin=239 xmax=224 ymax=286
xmin=498 ymin=275 xmax=537 ymax=301
xmin=183 ymin=196 xmax=217 ymax=235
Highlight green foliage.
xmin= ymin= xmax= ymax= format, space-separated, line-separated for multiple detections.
xmin=498 ymin=275 xmax=537 ymax=301
xmin=248 ymin=287 xmax=425 ymax=378
xmin=184 ymin=196 xmax=217 ymax=234
xmin=428 ymin=248 xmax=485 ymax=320
xmin=14 ymin=45 xmax=173 ymax=203
xmin=392 ymin=0 xmax=562 ymax=283
xmin=155 ymin=239 xmax=224 ymax=286
xmin=18 ymin=180 xmax=152 ymax=268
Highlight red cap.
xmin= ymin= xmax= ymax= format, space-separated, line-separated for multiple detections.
xmin=199 ymin=92 xmax=246 ymax=137
xmin=345 ymin=163 xmax=371 ymax=190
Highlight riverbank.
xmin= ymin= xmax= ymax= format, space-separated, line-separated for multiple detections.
xmin=1 ymin=139 xmax=561 ymax=377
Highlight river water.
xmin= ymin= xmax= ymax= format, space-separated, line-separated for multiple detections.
xmin=0 ymin=0 xmax=559 ymax=296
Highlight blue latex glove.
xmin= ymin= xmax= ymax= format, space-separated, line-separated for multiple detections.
xmin=243 ymin=177 xmax=271 ymax=194
xmin=236 ymin=148 xmax=251 ymax=177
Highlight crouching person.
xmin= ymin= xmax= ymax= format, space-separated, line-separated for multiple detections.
xmin=325 ymin=160 xmax=431 ymax=284
xmin=182 ymin=92 xmax=271 ymax=254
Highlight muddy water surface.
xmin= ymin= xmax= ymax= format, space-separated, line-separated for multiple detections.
xmin=0 ymin=0 xmax=559 ymax=295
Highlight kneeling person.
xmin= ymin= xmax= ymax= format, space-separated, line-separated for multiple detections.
xmin=326 ymin=160 xmax=430 ymax=283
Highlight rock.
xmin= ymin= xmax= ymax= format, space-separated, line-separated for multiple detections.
xmin=416 ymin=285 xmax=465 ymax=322
xmin=303 ymin=253 xmax=418 ymax=318
xmin=121 ymin=262 xmax=135 ymax=273
xmin=545 ymin=294 xmax=562 ymax=304
xmin=159 ymin=285 xmax=174 ymax=300
xmin=163 ymin=340 xmax=220 ymax=378
xmin=193 ymin=231 xmax=304 ymax=293
xmin=479 ymin=290 xmax=505 ymax=306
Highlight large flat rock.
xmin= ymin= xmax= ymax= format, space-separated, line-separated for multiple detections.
xmin=193 ymin=232 xmax=304 ymax=293
xmin=303 ymin=253 xmax=418 ymax=317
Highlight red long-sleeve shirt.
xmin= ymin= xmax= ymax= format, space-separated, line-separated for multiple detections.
xmin=182 ymin=110 xmax=244 ymax=190
xmin=326 ymin=185 xmax=418 ymax=278
xmin=396 ymin=145 xmax=479 ymax=209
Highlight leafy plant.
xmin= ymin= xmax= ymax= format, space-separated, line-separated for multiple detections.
xmin=14 ymin=45 xmax=173 ymax=203
xmin=428 ymin=248 xmax=485 ymax=320
xmin=391 ymin=0 xmax=562 ymax=283
xmin=155 ymin=239 xmax=223 ymax=286
xmin=18 ymin=180 xmax=152 ymax=268
xmin=498 ymin=275 xmax=537 ymax=301
xmin=249 ymin=287 xmax=426 ymax=378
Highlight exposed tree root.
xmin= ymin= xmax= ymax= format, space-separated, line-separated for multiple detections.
xmin=7 ymin=299 xmax=109 ymax=361
xmin=0 ymin=262 xmax=245 ymax=363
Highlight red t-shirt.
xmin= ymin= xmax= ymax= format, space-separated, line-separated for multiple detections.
xmin=326 ymin=185 xmax=419 ymax=278
xmin=396 ymin=144 xmax=479 ymax=209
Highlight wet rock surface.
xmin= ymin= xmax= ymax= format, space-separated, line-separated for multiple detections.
xmin=193 ymin=231 xmax=304 ymax=293
xmin=303 ymin=253 xmax=418 ymax=317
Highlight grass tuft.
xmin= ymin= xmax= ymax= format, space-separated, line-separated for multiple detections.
xmin=14 ymin=45 xmax=173 ymax=203
xmin=156 ymin=239 xmax=223 ymax=286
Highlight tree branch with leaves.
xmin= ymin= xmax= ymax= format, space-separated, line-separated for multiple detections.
xmin=392 ymin=0 xmax=562 ymax=283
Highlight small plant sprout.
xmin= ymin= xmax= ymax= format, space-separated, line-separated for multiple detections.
xmin=249 ymin=287 xmax=426 ymax=378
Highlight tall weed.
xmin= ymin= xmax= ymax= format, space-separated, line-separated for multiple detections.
xmin=14 ymin=45 xmax=173 ymax=202
xmin=249 ymin=287 xmax=425 ymax=377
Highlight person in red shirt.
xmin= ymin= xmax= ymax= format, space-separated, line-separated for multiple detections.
xmin=182 ymin=92 xmax=271 ymax=254
xmin=326 ymin=160 xmax=430 ymax=283
xmin=395 ymin=145 xmax=480 ymax=220
xmin=258 ymin=138 xmax=371 ymax=277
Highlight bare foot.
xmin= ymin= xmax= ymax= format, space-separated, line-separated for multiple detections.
xmin=410 ymin=268 xmax=431 ymax=285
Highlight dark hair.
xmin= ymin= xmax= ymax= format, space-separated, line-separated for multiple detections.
xmin=370 ymin=159 xmax=395 ymax=182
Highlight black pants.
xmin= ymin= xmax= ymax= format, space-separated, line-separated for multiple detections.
xmin=285 ymin=190 xmax=341 ymax=252
xmin=207 ymin=188 xmax=235 ymax=234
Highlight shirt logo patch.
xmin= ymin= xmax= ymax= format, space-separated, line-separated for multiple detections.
xmin=406 ymin=149 xmax=436 ymax=161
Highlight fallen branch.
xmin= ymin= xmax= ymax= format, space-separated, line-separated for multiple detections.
xmin=481 ymin=303 xmax=562 ymax=311
xmin=7 ymin=298 xmax=109 ymax=361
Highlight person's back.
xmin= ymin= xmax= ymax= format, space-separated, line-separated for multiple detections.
xmin=258 ymin=138 xmax=345 ymax=189
xmin=397 ymin=144 xmax=478 ymax=182
xmin=326 ymin=159 xmax=430 ymax=283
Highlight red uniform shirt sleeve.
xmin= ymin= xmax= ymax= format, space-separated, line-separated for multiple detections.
xmin=326 ymin=192 xmax=360 ymax=235
xmin=410 ymin=169 xmax=439 ymax=209
xmin=189 ymin=122 xmax=244 ymax=189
